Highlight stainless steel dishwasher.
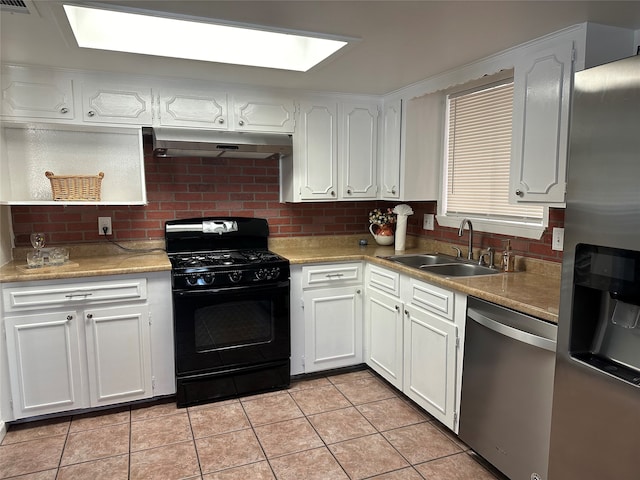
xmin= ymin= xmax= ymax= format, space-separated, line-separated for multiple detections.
xmin=459 ymin=297 xmax=557 ymax=480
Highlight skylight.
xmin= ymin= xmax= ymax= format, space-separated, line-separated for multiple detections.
xmin=63 ymin=3 xmax=351 ymax=72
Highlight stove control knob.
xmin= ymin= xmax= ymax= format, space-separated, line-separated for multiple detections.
xmin=202 ymin=273 xmax=214 ymax=285
xmin=186 ymin=275 xmax=199 ymax=286
xmin=229 ymin=271 xmax=242 ymax=283
xmin=269 ymin=267 xmax=280 ymax=279
xmin=255 ymin=269 xmax=267 ymax=280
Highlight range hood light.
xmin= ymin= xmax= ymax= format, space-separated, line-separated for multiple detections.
xmin=148 ymin=127 xmax=293 ymax=159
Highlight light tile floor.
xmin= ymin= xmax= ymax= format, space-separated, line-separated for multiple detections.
xmin=0 ymin=369 xmax=507 ymax=480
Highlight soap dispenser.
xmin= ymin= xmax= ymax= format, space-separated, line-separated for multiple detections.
xmin=502 ymin=240 xmax=515 ymax=272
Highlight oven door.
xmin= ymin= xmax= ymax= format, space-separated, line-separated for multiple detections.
xmin=172 ymin=280 xmax=290 ymax=377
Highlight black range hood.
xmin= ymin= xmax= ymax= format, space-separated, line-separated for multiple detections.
xmin=146 ymin=127 xmax=293 ymax=159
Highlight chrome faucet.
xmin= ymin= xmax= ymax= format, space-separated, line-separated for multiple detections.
xmin=458 ymin=218 xmax=473 ymax=260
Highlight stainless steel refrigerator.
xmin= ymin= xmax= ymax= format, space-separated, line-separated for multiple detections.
xmin=549 ymin=54 xmax=640 ymax=480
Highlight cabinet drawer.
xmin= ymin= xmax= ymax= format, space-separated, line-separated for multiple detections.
xmin=3 ymin=278 xmax=148 ymax=312
xmin=368 ymin=265 xmax=400 ymax=297
xmin=406 ymin=278 xmax=454 ymax=321
xmin=302 ymin=263 xmax=361 ymax=288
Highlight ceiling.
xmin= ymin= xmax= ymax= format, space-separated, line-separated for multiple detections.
xmin=2 ymin=0 xmax=640 ymax=95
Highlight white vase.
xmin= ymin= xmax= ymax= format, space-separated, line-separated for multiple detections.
xmin=395 ymin=215 xmax=408 ymax=251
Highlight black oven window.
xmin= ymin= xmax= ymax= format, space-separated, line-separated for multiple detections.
xmin=194 ymin=300 xmax=274 ymax=352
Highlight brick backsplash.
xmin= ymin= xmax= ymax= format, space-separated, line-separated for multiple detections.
xmin=10 ymin=148 xmax=564 ymax=262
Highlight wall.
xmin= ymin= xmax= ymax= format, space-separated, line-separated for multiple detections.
xmin=10 ymin=147 xmax=564 ymax=263
xmin=0 ymin=205 xmax=12 ymax=265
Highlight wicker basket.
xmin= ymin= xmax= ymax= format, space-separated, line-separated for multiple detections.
xmin=45 ymin=171 xmax=104 ymax=201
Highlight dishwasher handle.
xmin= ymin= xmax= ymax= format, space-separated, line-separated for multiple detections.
xmin=467 ymin=308 xmax=557 ymax=352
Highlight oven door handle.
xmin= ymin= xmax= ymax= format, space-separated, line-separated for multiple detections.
xmin=174 ymin=280 xmax=290 ymax=297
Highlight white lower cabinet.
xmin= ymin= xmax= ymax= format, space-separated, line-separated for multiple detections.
xmin=364 ymin=264 xmax=466 ymax=433
xmin=4 ymin=310 xmax=86 ymax=417
xmin=84 ymin=304 xmax=152 ymax=407
xmin=403 ymin=303 xmax=458 ymax=430
xmin=366 ymin=289 xmax=403 ymax=389
xmin=300 ymin=263 xmax=363 ymax=373
xmin=1 ymin=272 xmax=173 ymax=420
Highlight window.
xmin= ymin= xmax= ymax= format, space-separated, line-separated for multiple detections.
xmin=437 ymin=74 xmax=547 ymax=239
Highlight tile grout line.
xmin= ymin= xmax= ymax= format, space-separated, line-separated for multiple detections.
xmin=287 ymin=385 xmax=352 ymax=480
xmin=237 ymin=394 xmax=279 ymax=480
xmin=184 ymin=406 xmax=204 ymax=479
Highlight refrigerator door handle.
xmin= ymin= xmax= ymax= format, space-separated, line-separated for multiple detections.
xmin=468 ymin=309 xmax=557 ymax=352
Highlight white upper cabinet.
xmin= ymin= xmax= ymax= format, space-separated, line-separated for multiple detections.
xmin=340 ymin=102 xmax=378 ymax=199
xmin=232 ymin=94 xmax=295 ymax=133
xmin=379 ymin=99 xmax=402 ymax=200
xmin=281 ymin=97 xmax=379 ymax=202
xmin=158 ymin=87 xmax=228 ymax=128
xmin=293 ymin=99 xmax=339 ymax=201
xmin=81 ymin=79 xmax=153 ymax=125
xmin=510 ymin=23 xmax=635 ymax=206
xmin=378 ymin=92 xmax=442 ymax=202
xmin=1 ymin=65 xmax=75 ymax=120
xmin=510 ymin=39 xmax=574 ymax=205
xmin=157 ymin=89 xmax=294 ymax=132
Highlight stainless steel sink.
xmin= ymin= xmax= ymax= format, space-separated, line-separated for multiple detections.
xmin=384 ymin=253 xmax=501 ymax=277
xmin=384 ymin=253 xmax=460 ymax=268
xmin=419 ymin=263 xmax=499 ymax=277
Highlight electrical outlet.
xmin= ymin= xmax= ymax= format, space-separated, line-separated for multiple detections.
xmin=552 ymin=227 xmax=564 ymax=251
xmin=423 ymin=214 xmax=435 ymax=230
xmin=98 ymin=216 xmax=112 ymax=235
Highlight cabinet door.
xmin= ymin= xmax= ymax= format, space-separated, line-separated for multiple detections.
xmin=232 ymin=94 xmax=295 ymax=133
xmin=81 ymin=81 xmax=153 ymax=125
xmin=401 ymin=92 xmax=442 ymax=201
xmin=296 ymin=100 xmax=338 ymax=200
xmin=380 ymin=99 xmax=402 ymax=199
xmin=366 ymin=289 xmax=403 ymax=389
xmin=158 ymin=87 xmax=228 ymax=128
xmin=4 ymin=311 xmax=87 ymax=418
xmin=303 ymin=286 xmax=362 ymax=373
xmin=340 ymin=102 xmax=378 ymax=199
xmin=84 ymin=304 xmax=152 ymax=406
xmin=403 ymin=304 xmax=458 ymax=431
xmin=510 ymin=39 xmax=574 ymax=204
xmin=1 ymin=65 xmax=75 ymax=120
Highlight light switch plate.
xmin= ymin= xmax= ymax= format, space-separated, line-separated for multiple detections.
xmin=552 ymin=227 xmax=564 ymax=251
xmin=423 ymin=214 xmax=435 ymax=230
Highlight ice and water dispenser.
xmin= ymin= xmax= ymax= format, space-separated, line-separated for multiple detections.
xmin=569 ymin=244 xmax=640 ymax=385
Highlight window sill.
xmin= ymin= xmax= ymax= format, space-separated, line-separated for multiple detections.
xmin=436 ymin=214 xmax=546 ymax=240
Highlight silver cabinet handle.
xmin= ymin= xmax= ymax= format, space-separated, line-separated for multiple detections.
xmin=238 ymin=120 xmax=245 ymax=126
xmin=87 ymin=110 xmax=95 ymax=117
xmin=60 ymin=107 xmax=69 ymax=114
xmin=395 ymin=305 xmax=400 ymax=311
xmin=356 ymin=289 xmax=361 ymax=294
xmin=66 ymin=315 xmax=73 ymax=321
xmin=330 ymin=190 xmax=336 ymax=196
xmin=65 ymin=292 xmax=93 ymax=299
xmin=325 ymin=273 xmax=344 ymax=278
xmin=86 ymin=313 xmax=93 ymax=320
xmin=391 ymin=188 xmax=396 ymax=194
xmin=347 ymin=189 xmax=352 ymax=195
xmin=515 ymin=189 xmax=524 ymax=197
xmin=218 ymin=118 xmax=225 ymax=124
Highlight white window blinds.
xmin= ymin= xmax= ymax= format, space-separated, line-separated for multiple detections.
xmin=445 ymin=79 xmax=543 ymax=222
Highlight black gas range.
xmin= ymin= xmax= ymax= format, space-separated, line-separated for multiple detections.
xmin=165 ymin=217 xmax=291 ymax=407
xmin=169 ymin=249 xmax=289 ymax=289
